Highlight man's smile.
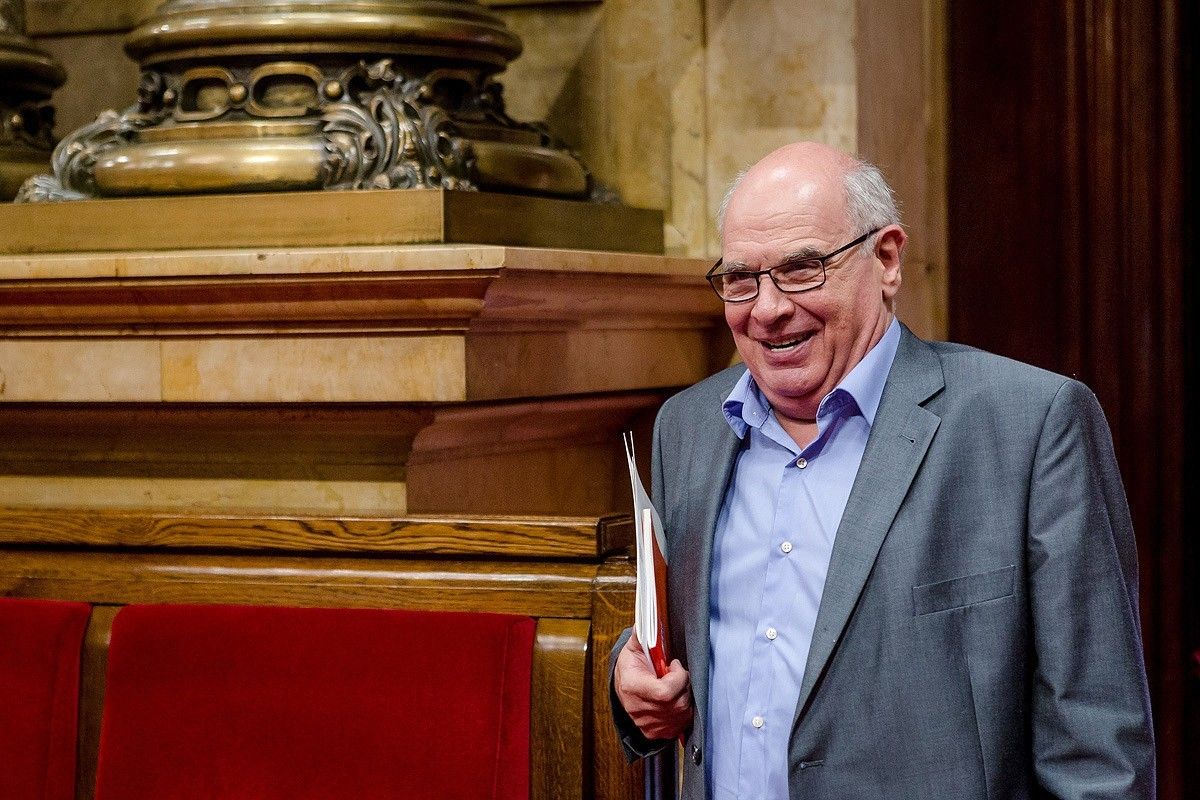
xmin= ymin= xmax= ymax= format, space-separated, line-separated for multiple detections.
xmin=760 ymin=330 xmax=816 ymax=352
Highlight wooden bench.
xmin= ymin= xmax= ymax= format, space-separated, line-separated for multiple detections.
xmin=0 ymin=508 xmax=640 ymax=800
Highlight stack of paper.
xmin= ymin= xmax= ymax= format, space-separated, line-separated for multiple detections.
xmin=623 ymin=431 xmax=671 ymax=677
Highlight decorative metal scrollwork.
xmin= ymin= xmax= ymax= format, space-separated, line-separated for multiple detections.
xmin=18 ymin=108 xmax=166 ymax=201
xmin=16 ymin=0 xmax=605 ymax=202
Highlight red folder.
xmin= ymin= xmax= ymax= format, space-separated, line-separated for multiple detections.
xmin=639 ymin=507 xmax=672 ymax=678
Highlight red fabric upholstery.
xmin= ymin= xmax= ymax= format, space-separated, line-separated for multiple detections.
xmin=0 ymin=597 xmax=90 ymax=800
xmin=95 ymin=604 xmax=536 ymax=800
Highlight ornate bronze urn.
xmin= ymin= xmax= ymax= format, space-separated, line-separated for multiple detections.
xmin=0 ymin=0 xmax=65 ymax=198
xmin=20 ymin=0 xmax=594 ymax=201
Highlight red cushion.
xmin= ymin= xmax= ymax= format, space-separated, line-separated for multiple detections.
xmin=0 ymin=598 xmax=90 ymax=800
xmin=95 ymin=604 xmax=535 ymax=800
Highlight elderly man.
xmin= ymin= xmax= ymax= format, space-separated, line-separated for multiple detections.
xmin=611 ymin=142 xmax=1155 ymax=799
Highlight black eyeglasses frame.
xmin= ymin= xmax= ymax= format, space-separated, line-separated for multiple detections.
xmin=705 ymin=227 xmax=882 ymax=303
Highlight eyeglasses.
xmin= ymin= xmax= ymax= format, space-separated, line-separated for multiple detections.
xmin=706 ymin=228 xmax=881 ymax=303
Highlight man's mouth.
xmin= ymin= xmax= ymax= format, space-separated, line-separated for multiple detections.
xmin=762 ymin=331 xmax=814 ymax=352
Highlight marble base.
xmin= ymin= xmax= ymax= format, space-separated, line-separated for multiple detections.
xmin=0 ymin=242 xmax=727 ymax=516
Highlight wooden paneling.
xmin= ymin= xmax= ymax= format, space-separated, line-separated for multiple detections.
xmin=0 ymin=551 xmax=600 ymax=616
xmin=531 ymin=618 xmax=591 ymax=800
xmin=76 ymin=606 xmax=117 ymax=800
xmin=0 ymin=507 xmax=632 ymax=559
xmin=590 ymin=558 xmax=641 ymax=800
xmin=948 ymin=0 xmax=1191 ymax=794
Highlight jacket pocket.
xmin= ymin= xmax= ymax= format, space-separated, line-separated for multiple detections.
xmin=912 ymin=564 xmax=1015 ymax=616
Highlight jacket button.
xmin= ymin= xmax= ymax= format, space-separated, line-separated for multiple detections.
xmin=691 ymin=744 xmax=702 ymax=765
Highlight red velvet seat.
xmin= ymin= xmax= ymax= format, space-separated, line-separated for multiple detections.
xmin=0 ymin=597 xmax=91 ymax=800
xmin=94 ymin=604 xmax=536 ymax=800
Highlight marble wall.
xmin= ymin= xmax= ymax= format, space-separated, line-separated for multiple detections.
xmin=502 ymin=0 xmax=945 ymax=337
xmin=703 ymin=0 xmax=858 ymax=254
xmin=501 ymin=0 xmax=859 ymax=259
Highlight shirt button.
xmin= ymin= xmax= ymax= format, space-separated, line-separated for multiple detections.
xmin=766 ymin=627 xmax=778 ymax=640
xmin=781 ymin=541 xmax=793 ymax=554
xmin=796 ymin=457 xmax=807 ymax=469
xmin=751 ymin=716 xmax=764 ymax=729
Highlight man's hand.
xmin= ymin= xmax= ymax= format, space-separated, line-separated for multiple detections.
xmin=613 ymin=630 xmax=693 ymax=740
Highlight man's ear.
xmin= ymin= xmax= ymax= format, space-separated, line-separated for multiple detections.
xmin=876 ymin=225 xmax=906 ymax=302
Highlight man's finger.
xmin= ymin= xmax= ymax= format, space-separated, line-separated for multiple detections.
xmin=653 ymin=662 xmax=690 ymax=698
xmin=625 ymin=663 xmax=690 ymax=706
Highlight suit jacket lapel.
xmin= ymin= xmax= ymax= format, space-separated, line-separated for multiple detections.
xmin=681 ymin=406 xmax=741 ymax=740
xmin=792 ymin=326 xmax=945 ymax=723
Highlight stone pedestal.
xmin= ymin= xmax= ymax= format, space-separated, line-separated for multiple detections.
xmin=0 ymin=193 xmax=726 ymax=516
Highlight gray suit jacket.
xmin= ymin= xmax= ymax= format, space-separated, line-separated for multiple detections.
xmin=611 ymin=326 xmax=1155 ymax=799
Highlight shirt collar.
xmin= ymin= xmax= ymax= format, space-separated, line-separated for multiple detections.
xmin=722 ymin=317 xmax=902 ymax=438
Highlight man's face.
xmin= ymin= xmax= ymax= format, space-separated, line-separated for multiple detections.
xmin=720 ymin=182 xmax=899 ymax=424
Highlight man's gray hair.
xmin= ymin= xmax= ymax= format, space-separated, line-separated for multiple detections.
xmin=843 ymin=161 xmax=901 ymax=234
xmin=717 ymin=157 xmax=901 ymax=242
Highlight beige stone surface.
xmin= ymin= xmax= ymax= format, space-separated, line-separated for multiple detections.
xmin=668 ymin=26 xmax=710 ymax=258
xmin=0 ymin=244 xmax=711 ymax=281
xmin=497 ymin=4 xmax=604 ymax=126
xmin=0 ymin=475 xmax=407 ymax=515
xmin=499 ymin=0 xmax=707 ymax=257
xmin=704 ymin=0 xmax=858 ymax=254
xmin=0 ymin=244 xmax=722 ymax=403
xmin=0 ymin=339 xmax=160 ymax=401
xmin=0 ymin=245 xmax=506 ymax=281
xmin=24 ymin=0 xmax=592 ymax=35
xmin=160 ymin=335 xmax=467 ymax=402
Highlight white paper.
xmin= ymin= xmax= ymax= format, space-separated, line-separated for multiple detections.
xmin=623 ymin=431 xmax=667 ymax=667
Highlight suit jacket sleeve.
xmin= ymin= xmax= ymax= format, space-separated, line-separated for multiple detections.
xmin=1027 ymin=379 xmax=1156 ymax=798
xmin=608 ymin=627 xmax=671 ymax=760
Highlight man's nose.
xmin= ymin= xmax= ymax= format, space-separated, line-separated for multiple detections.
xmin=749 ymin=274 xmax=793 ymax=324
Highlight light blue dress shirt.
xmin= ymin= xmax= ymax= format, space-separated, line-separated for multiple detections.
xmin=707 ymin=318 xmax=901 ymax=800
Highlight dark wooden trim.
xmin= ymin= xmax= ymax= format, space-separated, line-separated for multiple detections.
xmin=1180 ymin=0 xmax=1200 ymax=785
xmin=948 ymin=0 xmax=1189 ymax=793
